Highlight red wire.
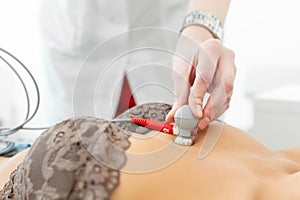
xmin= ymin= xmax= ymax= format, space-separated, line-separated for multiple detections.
xmin=130 ymin=118 xmax=174 ymax=134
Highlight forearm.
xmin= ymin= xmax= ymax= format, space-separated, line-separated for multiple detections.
xmin=182 ymin=0 xmax=231 ymax=42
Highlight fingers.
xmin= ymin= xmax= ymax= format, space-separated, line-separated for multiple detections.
xmin=198 ymin=46 xmax=236 ymax=129
xmin=198 ymin=77 xmax=227 ymax=129
xmin=167 ymin=38 xmax=236 ymax=128
xmin=189 ymin=80 xmax=205 ymax=118
xmin=218 ymin=48 xmax=236 ymax=92
xmin=166 ymin=46 xmax=198 ymax=122
xmin=166 ymin=55 xmax=194 ymax=122
xmin=165 ymin=100 xmax=180 ymax=122
xmin=188 ymin=39 xmax=222 ymax=118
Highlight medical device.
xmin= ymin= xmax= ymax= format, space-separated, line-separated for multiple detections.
xmin=111 ymin=118 xmax=175 ymax=134
xmin=111 ymin=105 xmax=199 ymax=146
xmin=0 ymin=47 xmax=199 ymax=149
xmin=0 ymin=48 xmax=49 ymax=137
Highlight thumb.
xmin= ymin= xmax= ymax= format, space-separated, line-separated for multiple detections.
xmin=166 ymin=101 xmax=181 ymax=123
xmin=166 ymin=69 xmax=191 ymax=122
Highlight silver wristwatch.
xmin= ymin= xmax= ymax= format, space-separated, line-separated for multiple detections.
xmin=181 ymin=10 xmax=224 ymax=41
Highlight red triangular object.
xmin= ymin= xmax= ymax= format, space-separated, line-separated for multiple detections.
xmin=114 ymin=74 xmax=136 ymax=117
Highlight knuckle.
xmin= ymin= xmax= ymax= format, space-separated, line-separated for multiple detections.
xmin=223 ymin=81 xmax=234 ymax=94
xmin=226 ymin=96 xmax=231 ymax=104
xmin=226 ymin=103 xmax=230 ymax=109
xmin=198 ymin=73 xmax=211 ymax=86
xmin=190 ymin=88 xmax=203 ymax=103
xmin=208 ymin=38 xmax=222 ymax=47
xmin=205 ymin=39 xmax=222 ymax=52
xmin=193 ymin=96 xmax=203 ymax=105
xmin=207 ymin=103 xmax=219 ymax=116
xmin=204 ymin=108 xmax=212 ymax=119
xmin=226 ymin=49 xmax=235 ymax=59
xmin=209 ymin=106 xmax=219 ymax=118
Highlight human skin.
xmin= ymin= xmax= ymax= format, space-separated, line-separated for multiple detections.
xmin=1 ymin=122 xmax=300 ymax=199
xmin=112 ymin=122 xmax=300 ymax=200
xmin=0 ymin=149 xmax=28 ymax=189
xmin=167 ymin=0 xmax=236 ymax=130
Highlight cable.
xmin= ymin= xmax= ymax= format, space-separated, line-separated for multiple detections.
xmin=0 ymin=54 xmax=30 ymax=126
xmin=0 ymin=48 xmax=50 ymax=136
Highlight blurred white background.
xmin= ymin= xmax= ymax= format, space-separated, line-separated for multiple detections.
xmin=0 ymin=0 xmax=44 ymax=141
xmin=0 ymin=0 xmax=300 ymax=149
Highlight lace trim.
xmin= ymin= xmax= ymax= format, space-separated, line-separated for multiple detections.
xmin=115 ymin=103 xmax=171 ymax=134
xmin=1 ymin=117 xmax=130 ymax=200
xmin=0 ymin=103 xmax=172 ymax=200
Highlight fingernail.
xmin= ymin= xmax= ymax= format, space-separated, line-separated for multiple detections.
xmin=199 ymin=117 xmax=210 ymax=129
xmin=165 ymin=113 xmax=170 ymax=122
xmin=165 ymin=112 xmax=173 ymax=122
xmin=196 ymin=105 xmax=203 ymax=118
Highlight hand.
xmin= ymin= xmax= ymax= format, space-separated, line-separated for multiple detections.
xmin=166 ymin=26 xmax=236 ymax=130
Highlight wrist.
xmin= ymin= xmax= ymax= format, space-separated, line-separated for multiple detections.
xmin=181 ymin=25 xmax=215 ymax=43
xmin=180 ymin=10 xmax=224 ymax=42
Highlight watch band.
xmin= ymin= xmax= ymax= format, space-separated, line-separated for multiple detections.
xmin=181 ymin=10 xmax=224 ymax=41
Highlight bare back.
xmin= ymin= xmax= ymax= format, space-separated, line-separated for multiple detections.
xmin=1 ymin=106 xmax=300 ymax=199
xmin=112 ymin=122 xmax=300 ymax=200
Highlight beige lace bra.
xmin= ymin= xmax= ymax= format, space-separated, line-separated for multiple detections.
xmin=0 ymin=103 xmax=171 ymax=200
